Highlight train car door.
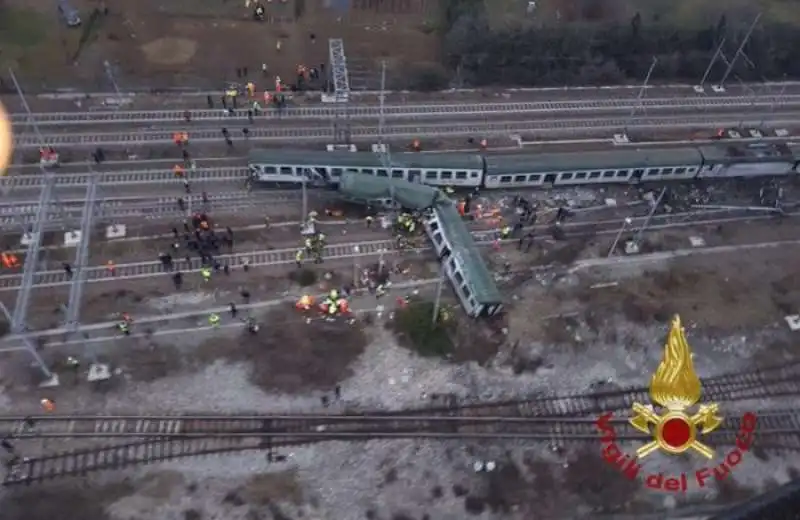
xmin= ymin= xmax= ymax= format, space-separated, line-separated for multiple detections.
xmin=408 ymin=169 xmax=421 ymax=183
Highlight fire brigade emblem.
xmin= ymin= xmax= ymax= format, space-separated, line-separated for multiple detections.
xmin=629 ymin=315 xmax=723 ymax=459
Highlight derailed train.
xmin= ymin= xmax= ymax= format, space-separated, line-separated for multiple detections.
xmin=248 ymin=142 xmax=800 ymax=190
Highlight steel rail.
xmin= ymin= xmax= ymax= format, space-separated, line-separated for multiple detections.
xmin=0 ymin=410 xmax=795 ymax=439
xmin=0 ymin=166 xmax=249 ymax=190
xmin=10 ymin=95 xmax=800 ymax=126
xmin=12 ymin=113 xmax=800 ymax=149
xmin=4 ymin=413 xmax=799 ymax=486
xmin=0 ymin=207 xmax=774 ymax=290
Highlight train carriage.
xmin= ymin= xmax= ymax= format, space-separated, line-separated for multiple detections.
xmin=483 ymin=148 xmax=704 ymax=188
xmin=697 ymin=143 xmax=797 ymax=178
xmin=248 ymin=149 xmax=484 ymax=188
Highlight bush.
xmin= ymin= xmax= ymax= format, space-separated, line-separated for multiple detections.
xmin=390 ymin=301 xmax=454 ymax=357
xmin=288 ymin=267 xmax=317 ymax=287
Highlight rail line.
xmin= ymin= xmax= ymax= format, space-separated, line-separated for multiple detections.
xmin=12 ymin=113 xmax=800 ymax=149
xmin=0 ymin=207 xmax=778 ymax=290
xmin=0 ymin=167 xmax=249 ymax=190
xmin=4 ymin=410 xmax=799 ymax=486
xmin=11 ymin=95 xmax=800 ymax=126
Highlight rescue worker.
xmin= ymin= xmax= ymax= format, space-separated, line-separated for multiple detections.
xmin=209 ymin=313 xmax=221 ymax=327
xmin=106 ymin=260 xmax=116 ymax=275
xmin=201 ymin=267 xmax=212 ymax=282
xmin=304 ymin=237 xmax=314 ymax=252
xmin=500 ymin=225 xmax=512 ymax=239
xmin=40 ymin=399 xmax=55 ymax=413
xmin=411 ymin=139 xmax=421 ymax=152
xmin=66 ymin=356 xmax=80 ymax=371
xmin=174 ymin=164 xmax=185 ymax=177
xmin=337 ymin=298 xmax=349 ymax=314
xmin=296 ymin=294 xmax=313 ymax=311
xmin=327 ymin=302 xmax=337 ymax=316
xmin=480 ymin=138 xmax=488 ymax=150
xmin=366 ymin=215 xmax=373 ymax=228
xmin=247 ymin=317 xmax=259 ymax=334
xmin=247 ymin=82 xmax=255 ymax=97
xmin=118 ymin=320 xmax=130 ymax=335
xmin=376 ymin=283 xmax=386 ymax=298
xmin=329 ymin=289 xmax=338 ymax=302
xmin=295 ymin=249 xmax=304 ymax=268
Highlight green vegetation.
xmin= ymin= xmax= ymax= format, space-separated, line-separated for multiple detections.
xmin=390 ymin=300 xmax=454 ymax=357
xmin=0 ymin=7 xmax=47 ymax=47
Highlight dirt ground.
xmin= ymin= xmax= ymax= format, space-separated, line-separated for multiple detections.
xmin=1 ymin=0 xmax=440 ymax=91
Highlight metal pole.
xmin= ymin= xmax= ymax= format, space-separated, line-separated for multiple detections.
xmin=718 ymin=13 xmax=761 ymax=88
xmin=103 ymin=60 xmax=124 ymax=108
xmin=630 ymin=57 xmax=657 ymax=118
xmin=432 ymin=261 xmax=446 ymax=325
xmin=301 ymin=174 xmax=307 ymax=222
xmin=0 ymin=302 xmax=53 ymax=380
xmin=607 ymin=218 xmax=631 ymax=257
xmin=8 ymin=69 xmax=46 ymax=145
xmin=698 ymin=38 xmax=726 ymax=88
xmin=378 ymin=60 xmax=386 ymax=147
xmin=633 ymin=187 xmax=667 ymax=245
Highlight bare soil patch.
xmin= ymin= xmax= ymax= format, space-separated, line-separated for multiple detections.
xmin=0 ymin=480 xmax=134 ymax=520
xmin=140 ymin=38 xmax=198 ymax=66
xmin=194 ymin=307 xmax=368 ymax=393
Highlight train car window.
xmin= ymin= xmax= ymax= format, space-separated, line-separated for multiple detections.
xmin=392 ymin=170 xmax=404 ymax=179
xmin=687 ymin=167 xmax=697 ymax=173
xmin=603 ymin=171 xmax=615 ymax=178
xmin=448 ymin=257 xmax=458 ymax=270
xmin=441 ymin=171 xmax=453 ymax=180
xmin=330 ymin=168 xmax=342 ymax=177
xmin=500 ymin=176 xmax=512 ymax=184
xmin=589 ymin=171 xmax=601 ymax=179
xmin=456 ymin=171 xmax=467 ymax=180
xmin=662 ymin=168 xmax=673 ymax=175
xmin=470 ymin=172 xmax=479 ymax=178
xmin=409 ymin=169 xmax=421 ymax=178
xmin=454 ymin=270 xmax=465 ymax=284
xmin=615 ymin=170 xmax=628 ymax=178
xmin=377 ymin=169 xmax=388 ymax=177
xmin=574 ymin=172 xmax=587 ymax=180
xmin=647 ymin=168 xmax=660 ymax=176
xmin=280 ymin=166 xmax=292 ymax=175
xmin=633 ymin=169 xmax=644 ymax=177
xmin=675 ymin=167 xmax=686 ymax=174
xmin=462 ymin=285 xmax=472 ymax=300
xmin=425 ymin=171 xmax=438 ymax=179
xmin=543 ymin=174 xmax=557 ymax=184
xmin=514 ymin=175 xmax=526 ymax=182
xmin=362 ymin=168 xmax=374 ymax=175
xmin=346 ymin=168 xmax=359 ymax=174
xmin=561 ymin=173 xmax=573 ymax=180
xmin=529 ymin=174 xmax=541 ymax=182
xmin=264 ymin=166 xmax=277 ymax=174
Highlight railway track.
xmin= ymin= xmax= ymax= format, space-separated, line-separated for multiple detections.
xmin=4 ymin=410 xmax=799 ymax=486
xmin=0 ymin=167 xmax=249 ymax=191
xmin=0 ymin=206 xmax=785 ymax=290
xmin=12 ymin=113 xmax=800 ymax=149
xmin=11 ymin=95 xmax=800 ymax=127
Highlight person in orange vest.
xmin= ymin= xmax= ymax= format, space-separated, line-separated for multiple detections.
xmin=173 ymin=132 xmax=182 ymax=145
xmin=336 ymin=298 xmax=349 ymax=314
xmin=174 ymin=164 xmax=185 ymax=177
xmin=411 ymin=139 xmax=421 ymax=152
xmin=457 ymin=200 xmax=466 ymax=217
xmin=106 ymin=260 xmax=116 ymax=275
xmin=295 ymin=294 xmax=314 ymax=311
xmin=263 ymin=91 xmax=272 ymax=104
xmin=41 ymin=398 xmax=55 ymax=413
xmin=1 ymin=253 xmax=11 ymax=268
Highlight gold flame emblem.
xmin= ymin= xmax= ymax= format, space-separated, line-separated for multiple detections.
xmin=629 ymin=315 xmax=722 ymax=459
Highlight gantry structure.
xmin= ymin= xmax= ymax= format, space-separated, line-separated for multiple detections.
xmin=328 ymin=38 xmax=352 ymax=146
xmin=0 ymin=69 xmax=100 ymax=386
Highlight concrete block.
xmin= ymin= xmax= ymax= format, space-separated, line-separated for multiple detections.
xmin=604 ymin=198 xmax=617 ymax=207
xmin=693 ymin=85 xmax=705 ymax=93
xmin=689 ymin=236 xmax=706 ymax=248
xmin=63 ymin=230 xmax=82 ymax=247
xmin=785 ymin=315 xmax=800 ymax=331
xmin=711 ymin=85 xmax=726 ymax=93
xmin=20 ymin=232 xmax=39 ymax=246
xmin=371 ymin=143 xmax=388 ymax=153
xmin=612 ymin=133 xmax=629 ymax=144
xmin=39 ymin=374 xmax=59 ymax=388
xmin=624 ymin=241 xmax=640 ymax=255
xmin=106 ymin=224 xmax=127 ymax=239
xmin=775 ymin=129 xmax=789 ymax=137
xmin=87 ymin=363 xmax=112 ymax=382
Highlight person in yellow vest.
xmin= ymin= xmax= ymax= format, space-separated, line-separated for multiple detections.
xmin=327 ymin=303 xmax=337 ymax=316
xmin=246 ymin=82 xmax=255 ymax=97
xmin=201 ymin=267 xmax=212 ymax=282
xmin=329 ymin=289 xmax=338 ymax=302
xmin=500 ymin=225 xmax=512 ymax=239
xmin=209 ymin=313 xmax=220 ymax=327
xmin=295 ymin=249 xmax=304 ymax=268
